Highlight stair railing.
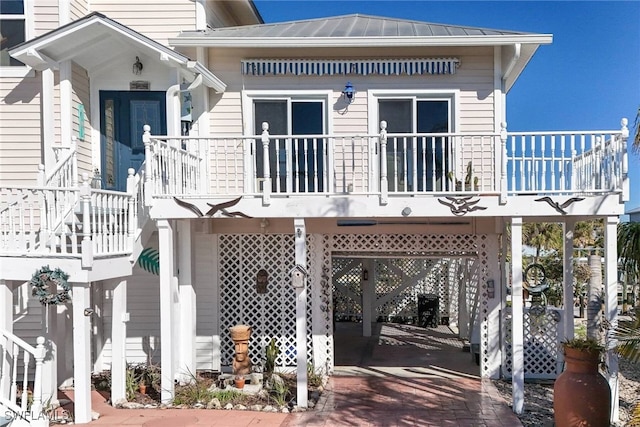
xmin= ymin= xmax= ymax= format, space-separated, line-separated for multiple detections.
xmin=39 ymin=137 xmax=78 ymax=188
xmin=0 ymin=328 xmax=46 ymax=420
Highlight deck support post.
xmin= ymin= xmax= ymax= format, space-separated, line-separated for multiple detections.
xmin=177 ymin=220 xmax=196 ymax=383
xmin=0 ymin=280 xmax=15 ymax=398
xmin=71 ymin=282 xmax=92 ymax=424
xmin=110 ymin=278 xmax=128 ymax=405
xmin=562 ymin=219 xmax=576 ymax=342
xmin=362 ymin=259 xmax=374 ymax=337
xmin=604 ymin=216 xmax=619 ymax=423
xmin=158 ymin=219 xmax=177 ymax=403
xmin=293 ymin=218 xmax=308 ymax=408
xmin=510 ymin=217 xmax=524 ymax=414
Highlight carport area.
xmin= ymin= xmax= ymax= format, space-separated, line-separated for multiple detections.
xmin=284 ymin=322 xmax=521 ymax=426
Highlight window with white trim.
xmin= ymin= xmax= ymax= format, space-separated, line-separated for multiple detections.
xmin=378 ymin=96 xmax=453 ymax=192
xmin=0 ymin=0 xmax=26 ymax=66
xmin=252 ymin=97 xmax=327 ymax=193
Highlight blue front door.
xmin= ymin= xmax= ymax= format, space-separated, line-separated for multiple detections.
xmin=100 ymin=91 xmax=166 ymax=191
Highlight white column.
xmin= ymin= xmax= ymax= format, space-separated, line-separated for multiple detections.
xmin=604 ymin=216 xmax=619 ymax=423
xmin=362 ymin=259 xmax=374 ymax=337
xmin=294 ymin=219 xmax=308 ymax=408
xmin=178 ymin=220 xmax=196 ymax=383
xmin=485 ymin=234 xmax=502 ymax=379
xmin=110 ymin=279 xmax=128 ymax=405
xmin=158 ymin=219 xmax=176 ymax=403
xmin=562 ymin=219 xmax=576 ymax=340
xmin=42 ymin=69 xmax=55 ymax=170
xmin=72 ymin=282 xmax=92 ymax=424
xmin=0 ymin=280 xmax=14 ymax=398
xmin=211 ymin=234 xmax=221 ymax=372
xmin=510 ymin=217 xmax=524 ymax=414
xmin=60 ymin=60 xmax=72 ymax=146
xmin=41 ymin=304 xmax=58 ymax=406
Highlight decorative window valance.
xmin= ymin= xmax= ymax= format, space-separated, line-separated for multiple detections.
xmin=241 ymin=58 xmax=460 ymax=76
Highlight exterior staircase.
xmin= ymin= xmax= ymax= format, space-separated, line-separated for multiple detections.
xmin=0 ymin=139 xmax=154 ymax=426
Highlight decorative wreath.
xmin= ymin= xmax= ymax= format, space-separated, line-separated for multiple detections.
xmin=30 ymin=266 xmax=71 ymax=305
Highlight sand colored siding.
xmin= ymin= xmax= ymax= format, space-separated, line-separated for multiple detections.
xmin=70 ymin=0 xmax=89 ymax=20
xmin=72 ymin=62 xmax=93 ymax=177
xmin=98 ymin=233 xmax=217 ymax=371
xmin=90 ymin=0 xmax=196 ymax=47
xmin=33 ymin=2 xmax=59 ymax=36
xmin=206 ymin=46 xmax=497 ymax=192
xmin=0 ymin=77 xmax=42 ymax=185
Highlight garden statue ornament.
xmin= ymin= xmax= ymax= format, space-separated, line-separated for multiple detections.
xmin=230 ymin=325 xmax=252 ymax=376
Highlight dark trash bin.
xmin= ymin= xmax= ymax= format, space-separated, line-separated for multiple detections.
xmin=418 ymin=294 xmax=439 ymax=328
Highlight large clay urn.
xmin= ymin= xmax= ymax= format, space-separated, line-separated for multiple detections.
xmin=553 ymin=346 xmax=610 ymax=427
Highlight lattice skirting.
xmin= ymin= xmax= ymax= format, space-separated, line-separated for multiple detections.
xmin=218 ymin=232 xmax=493 ymax=377
xmin=502 ymin=307 xmax=564 ymax=379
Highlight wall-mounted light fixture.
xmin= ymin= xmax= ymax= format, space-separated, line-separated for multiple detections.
xmin=132 ymin=56 xmax=143 ymax=75
xmin=342 ymin=82 xmax=355 ymax=103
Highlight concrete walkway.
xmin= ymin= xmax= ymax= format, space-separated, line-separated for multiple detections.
xmin=55 ymin=323 xmax=520 ymax=426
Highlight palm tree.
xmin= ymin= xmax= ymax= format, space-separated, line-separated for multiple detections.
xmin=522 ymin=222 xmax=562 ymax=263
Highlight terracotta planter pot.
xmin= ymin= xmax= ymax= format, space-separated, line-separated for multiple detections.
xmin=139 ymin=383 xmax=147 ymax=395
xmin=553 ymin=347 xmax=610 ymax=427
xmin=234 ymin=377 xmax=245 ymax=389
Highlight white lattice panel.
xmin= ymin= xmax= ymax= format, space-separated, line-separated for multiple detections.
xmin=502 ymin=308 xmax=563 ymax=379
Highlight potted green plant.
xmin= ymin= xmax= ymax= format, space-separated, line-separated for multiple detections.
xmin=553 ymin=337 xmax=610 ymax=427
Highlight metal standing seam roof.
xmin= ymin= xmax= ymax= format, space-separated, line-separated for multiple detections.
xmin=176 ymin=14 xmax=532 ymax=39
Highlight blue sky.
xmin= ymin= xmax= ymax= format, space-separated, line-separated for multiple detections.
xmin=254 ymin=0 xmax=640 ymax=214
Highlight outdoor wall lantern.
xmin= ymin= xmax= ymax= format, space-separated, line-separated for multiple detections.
xmin=342 ymin=82 xmax=355 ymax=103
xmin=362 ymin=269 xmax=369 ymax=281
xmin=132 ymin=56 xmax=143 ymax=75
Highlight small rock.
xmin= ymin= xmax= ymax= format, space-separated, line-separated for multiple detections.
xmin=144 ymin=404 xmax=158 ymax=409
xmin=193 ymin=403 xmax=205 ymax=409
xmin=308 ymin=401 xmax=315 ymax=409
xmin=235 ymin=404 xmax=247 ymax=411
xmin=91 ymin=410 xmax=100 ymax=420
xmin=176 ymin=404 xmax=189 ymax=409
xmin=207 ymin=398 xmax=221 ymax=410
xmin=281 ymin=407 xmax=290 ymax=414
xmin=263 ymin=405 xmax=275 ymax=412
xmin=224 ymin=403 xmax=234 ymax=410
xmin=250 ymin=405 xmax=263 ymax=411
xmin=121 ymin=402 xmax=144 ymax=409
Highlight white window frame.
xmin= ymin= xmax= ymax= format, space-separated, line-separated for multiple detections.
xmin=367 ymin=89 xmax=460 ymax=192
xmin=241 ymin=90 xmax=333 ymax=193
xmin=0 ymin=0 xmax=35 ymax=77
xmin=367 ymin=89 xmax=460 ymax=135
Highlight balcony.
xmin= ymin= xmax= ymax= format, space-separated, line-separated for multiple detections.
xmin=142 ymin=119 xmax=629 ymax=207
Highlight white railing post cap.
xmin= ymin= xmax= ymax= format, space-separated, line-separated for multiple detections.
xmin=128 ymin=168 xmax=135 ymax=176
xmin=262 ymin=122 xmax=269 ymax=131
xmin=380 ymin=121 xmax=387 ymax=130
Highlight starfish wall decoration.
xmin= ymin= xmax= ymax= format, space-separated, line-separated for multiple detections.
xmin=438 ymin=196 xmax=487 ymax=216
xmin=534 ymin=196 xmax=584 ymax=215
xmin=173 ymin=197 xmax=252 ymax=218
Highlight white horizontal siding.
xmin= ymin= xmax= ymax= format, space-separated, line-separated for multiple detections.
xmin=89 ymin=0 xmax=196 ymax=46
xmin=99 ymin=233 xmax=217 ymax=371
xmin=0 ymin=77 xmax=42 ymax=185
xmin=33 ymin=3 xmax=59 ymax=36
xmin=72 ymin=62 xmax=93 ymax=177
xmin=70 ymin=0 xmax=89 ymax=20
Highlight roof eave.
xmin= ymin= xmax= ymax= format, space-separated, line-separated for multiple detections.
xmin=169 ymin=34 xmax=553 ymax=48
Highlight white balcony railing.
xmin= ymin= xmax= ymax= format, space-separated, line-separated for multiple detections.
xmin=143 ymin=119 xmax=628 ymax=204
